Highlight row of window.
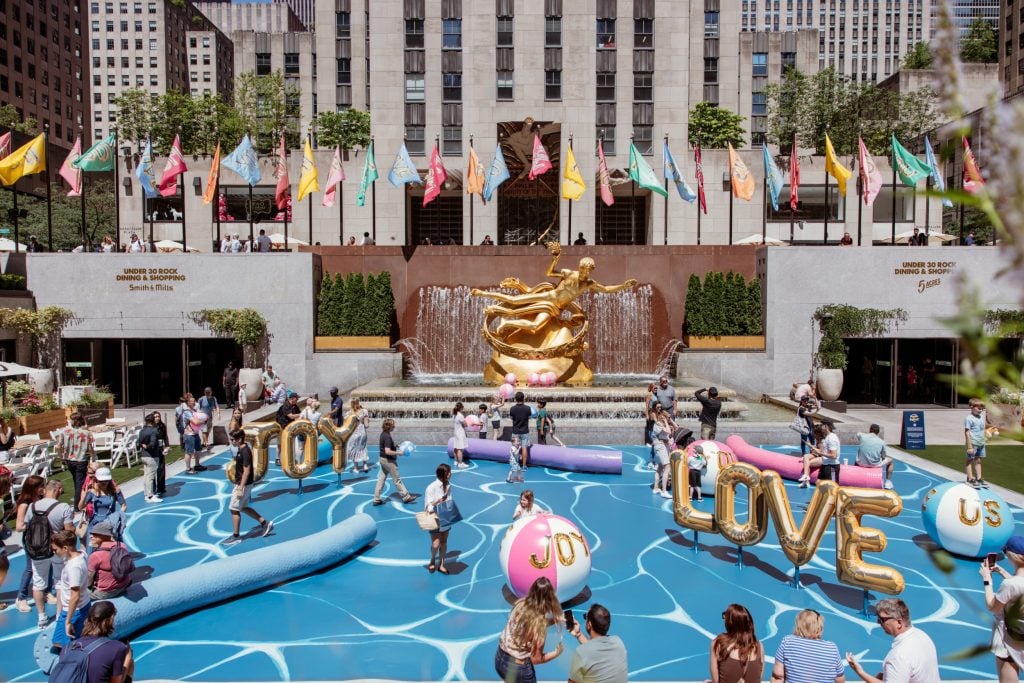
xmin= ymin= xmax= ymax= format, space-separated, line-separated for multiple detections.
xmin=256 ymin=53 xmax=303 ymax=77
xmin=92 ymin=37 xmax=159 ymax=51
xmin=90 ymin=1 xmax=155 ymax=14
xmin=397 ymin=17 xmax=653 ymax=51
xmin=92 ymin=19 xmax=156 ymax=31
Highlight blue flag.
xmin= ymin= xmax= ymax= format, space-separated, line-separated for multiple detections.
xmin=924 ymin=136 xmax=952 ymax=208
xmin=388 ymin=143 xmax=422 ymax=187
xmin=482 ymin=144 xmax=510 ymax=203
xmin=763 ymin=145 xmax=784 ymax=212
xmin=663 ymin=141 xmax=696 ymax=202
xmin=134 ymin=139 xmax=158 ymax=199
xmin=222 ymin=134 xmax=262 ymax=186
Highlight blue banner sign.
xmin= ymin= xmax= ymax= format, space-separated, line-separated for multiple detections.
xmin=900 ymin=410 xmax=926 ymax=450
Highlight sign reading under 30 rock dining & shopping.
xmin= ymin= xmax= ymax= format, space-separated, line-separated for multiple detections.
xmin=892 ymin=260 xmax=957 ymax=294
xmin=115 ymin=267 xmax=187 ymax=292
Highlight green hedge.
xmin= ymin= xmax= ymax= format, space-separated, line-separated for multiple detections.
xmin=0 ymin=274 xmax=27 ymax=290
xmin=317 ymin=271 xmax=395 ymax=336
xmin=683 ymin=271 xmax=763 ymax=336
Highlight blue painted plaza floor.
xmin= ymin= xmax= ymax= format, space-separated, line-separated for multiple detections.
xmin=1 ymin=442 xmax=1019 ymax=681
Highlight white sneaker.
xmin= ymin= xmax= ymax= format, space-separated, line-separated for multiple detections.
xmin=659 ymin=491 xmax=672 ymax=499
xmin=46 ymin=593 xmax=57 ymax=605
xmin=15 ymin=598 xmax=31 ymax=613
xmin=798 ymin=480 xmax=810 ymax=488
xmin=457 ymin=462 xmax=469 ymax=469
xmin=145 ymin=495 xmax=163 ymax=503
xmin=883 ymin=481 xmax=894 ymax=490
xmin=798 ymin=474 xmax=810 ymax=482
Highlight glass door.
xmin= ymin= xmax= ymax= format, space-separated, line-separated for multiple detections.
xmin=124 ymin=340 xmax=146 ymax=407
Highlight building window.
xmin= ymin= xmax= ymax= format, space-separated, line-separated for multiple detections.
xmin=599 ymin=126 xmax=615 ymax=156
xmin=752 ymin=52 xmax=768 ymax=75
xmin=497 ymin=16 xmax=513 ymax=47
xmin=405 ymin=73 xmax=424 ymax=101
xmin=336 ymin=11 xmax=350 ymax=38
xmin=545 ymin=17 xmax=561 ymax=47
xmin=405 ymin=19 xmax=424 ymax=48
xmin=202 ymin=54 xmax=210 ymax=65
xmin=634 ymin=18 xmax=653 ymax=47
xmin=497 ymin=71 xmax=513 ymax=100
xmin=443 ymin=126 xmax=461 ymax=156
xmin=704 ymin=11 xmax=720 ymax=37
xmin=256 ymin=52 xmax=271 ymax=75
xmin=545 ymin=70 xmax=561 ymax=100
xmin=406 ymin=126 xmax=425 ymax=155
xmin=704 ymin=57 xmax=719 ymax=82
xmin=634 ymin=126 xmax=653 ymax=155
xmin=782 ymin=51 xmax=797 ymax=69
xmin=284 ymin=52 xmax=299 ymax=75
xmin=202 ymin=37 xmax=209 ymax=48
xmin=597 ymin=18 xmax=615 ymax=48
xmin=147 ymin=20 xmax=155 ymax=31
xmin=190 ymin=54 xmax=197 ymax=65
xmin=752 ymin=92 xmax=767 ymax=115
xmin=443 ymin=72 xmax=461 ymax=101
xmin=189 ymin=37 xmax=197 ymax=48
xmin=442 ymin=19 xmax=461 ymax=49
xmin=634 ymin=72 xmax=653 ymax=101
xmin=596 ymin=72 xmax=615 ymax=101
xmin=336 ymin=58 xmax=351 ymax=85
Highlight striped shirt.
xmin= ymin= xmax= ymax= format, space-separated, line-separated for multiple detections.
xmin=774 ymin=635 xmax=844 ymax=683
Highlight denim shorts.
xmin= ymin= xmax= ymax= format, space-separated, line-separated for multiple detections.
xmin=494 ymin=647 xmax=536 ymax=683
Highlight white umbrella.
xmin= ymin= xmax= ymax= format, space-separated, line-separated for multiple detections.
xmin=0 ymin=362 xmax=35 ymax=378
xmin=0 ymin=237 xmax=29 ymax=252
xmin=734 ymin=234 xmax=787 ymax=245
xmin=888 ymin=230 xmax=958 ymax=245
xmin=268 ymin=233 xmax=308 ymax=247
xmin=154 ymin=239 xmax=199 ymax=253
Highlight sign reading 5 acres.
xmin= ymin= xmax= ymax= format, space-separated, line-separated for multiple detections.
xmin=892 ymin=260 xmax=956 ymax=294
xmin=116 ymin=267 xmax=187 ymax=292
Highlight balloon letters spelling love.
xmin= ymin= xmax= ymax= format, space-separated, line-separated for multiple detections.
xmin=226 ymin=421 xmax=279 ymax=484
xmin=318 ymin=414 xmax=356 ymax=475
xmin=835 ymin=486 xmax=905 ymax=594
xmin=279 ymin=419 xmax=319 ymax=479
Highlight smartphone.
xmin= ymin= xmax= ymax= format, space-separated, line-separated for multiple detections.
xmin=987 ymin=552 xmax=999 ymax=570
xmin=564 ymin=609 xmax=575 ymax=631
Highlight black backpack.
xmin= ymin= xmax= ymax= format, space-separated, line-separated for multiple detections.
xmin=24 ymin=501 xmax=57 ymax=561
xmin=107 ymin=539 xmax=135 ymax=582
xmin=47 ymin=637 xmax=109 ymax=683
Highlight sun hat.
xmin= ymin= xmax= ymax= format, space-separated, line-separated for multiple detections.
xmin=1004 ymin=536 xmax=1024 ymax=555
xmin=95 ymin=467 xmax=113 ymax=481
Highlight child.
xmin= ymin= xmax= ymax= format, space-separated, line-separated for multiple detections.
xmin=477 ymin=404 xmax=489 ymax=439
xmin=507 ymin=435 xmax=524 ymax=484
xmin=536 ymin=400 xmax=549 ymax=445
xmin=687 ymin=445 xmax=707 ymax=502
xmin=488 ymin=395 xmax=503 ymax=440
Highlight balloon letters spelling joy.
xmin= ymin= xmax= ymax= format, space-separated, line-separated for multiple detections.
xmin=669 ymin=452 xmax=904 ymax=594
xmin=280 ymin=419 xmax=319 ymax=479
xmin=319 ymin=414 xmax=356 ymax=475
xmin=225 ymin=421 xmax=279 ymax=484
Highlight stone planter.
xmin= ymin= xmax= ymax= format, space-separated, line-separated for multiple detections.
xmin=682 ymin=335 xmax=765 ymax=350
xmin=16 ymin=408 xmax=68 ymax=437
xmin=28 ymin=369 xmax=54 ymax=395
xmin=239 ymin=368 xmax=264 ymax=402
xmin=314 ymin=336 xmax=391 ymax=351
xmin=817 ymin=369 xmax=844 ymax=401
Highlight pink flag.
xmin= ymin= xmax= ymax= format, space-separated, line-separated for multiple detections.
xmin=321 ymin=146 xmax=346 ymax=207
xmin=695 ymin=143 xmax=707 ymax=214
xmin=528 ymin=134 xmax=552 ymax=180
xmin=788 ymin=136 xmax=799 ymax=212
xmin=59 ymin=136 xmax=83 ymax=197
xmin=963 ymin=137 xmax=985 ymax=194
xmin=597 ymin=138 xmax=614 ymax=207
xmin=158 ymin=134 xmax=188 ymax=197
xmin=274 ymin=135 xmax=290 ymax=209
xmin=857 ymin=137 xmax=883 ymax=206
xmin=0 ymin=132 xmax=10 ymax=160
xmin=423 ymin=143 xmax=447 ymax=207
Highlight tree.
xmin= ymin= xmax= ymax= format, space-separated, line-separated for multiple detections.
xmin=314 ymin=109 xmax=371 ymax=151
xmin=765 ymin=68 xmax=807 ymax=151
xmin=960 ymin=17 xmax=997 ymax=63
xmin=111 ymin=89 xmax=156 ymax=147
xmin=0 ymin=105 xmax=38 ymax=135
xmin=945 ymin=206 xmax=995 ymax=244
xmin=687 ymin=102 xmax=746 ymax=149
xmin=684 ymin=274 xmax=704 ymax=336
xmin=0 ymin=178 xmax=115 ymax=250
xmin=233 ymin=71 xmax=302 ymax=153
xmin=903 ymin=42 xmax=934 ymax=69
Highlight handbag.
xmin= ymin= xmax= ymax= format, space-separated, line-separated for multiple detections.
xmin=415 ymin=511 xmax=439 ymax=531
xmin=437 ymin=498 xmax=463 ymax=527
xmin=75 ymin=518 xmax=89 ymax=540
xmin=789 ymin=414 xmax=810 ymax=436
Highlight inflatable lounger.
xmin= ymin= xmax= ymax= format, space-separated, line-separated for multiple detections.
xmin=35 ymin=513 xmax=377 ymax=673
xmin=725 ymin=435 xmax=883 ymax=489
xmin=448 ymin=438 xmax=622 ymax=475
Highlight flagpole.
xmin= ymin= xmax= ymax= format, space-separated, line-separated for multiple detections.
xmin=146 ymin=137 xmax=155 ymax=246
xmin=629 ymin=135 xmax=636 ymax=245
xmin=12 ymin=179 xmax=19 ymax=253
xmin=178 ymin=129 xmax=187 ymax=251
xmin=281 ymin=132 xmax=289 ymax=252
xmin=44 ymin=126 xmax=53 ymax=251
xmin=662 ymin=134 xmax=669 ymax=246
xmin=695 ymin=136 xmax=702 ymax=246
xmin=857 ymin=173 xmax=864 ymax=246
xmin=823 ymin=168 xmax=830 ymax=244
xmin=79 ymin=126 xmax=87 ymax=249
xmin=338 ymin=158 xmax=344 ymax=245
xmin=599 ymin=132 xmax=605 ymax=245
xmin=924 ymin=176 xmax=931 ymax=241
xmin=371 ymin=136 xmax=377 ymax=243
xmin=468 ymin=135 xmax=475 ymax=246
xmin=890 ymin=143 xmax=897 ymax=245
xmin=214 ymin=141 xmax=221 ymax=249
xmin=728 ymin=171 xmax=734 ymax=246
xmin=761 ymin=163 xmax=767 ymax=243
xmin=567 ymin=134 xmax=573 ymax=247
xmin=307 ymin=126 xmax=314 ymax=245
xmin=113 ymin=126 xmax=121 ymax=251
xmin=789 ymin=133 xmax=796 ymax=244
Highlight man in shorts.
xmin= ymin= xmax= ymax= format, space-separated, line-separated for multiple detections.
xmin=27 ymin=479 xmax=75 ymax=628
xmin=509 ymin=392 xmax=533 ymax=470
xmin=50 ymin=530 xmax=90 ymax=653
xmin=856 ymin=423 xmax=895 ymax=490
xmin=964 ymin=398 xmax=988 ymax=487
xmin=224 ymin=429 xmax=273 ymax=546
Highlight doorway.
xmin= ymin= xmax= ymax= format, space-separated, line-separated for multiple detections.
xmin=843 ymin=337 xmax=958 ymax=407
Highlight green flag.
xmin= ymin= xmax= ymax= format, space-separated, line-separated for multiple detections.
xmin=891 ymin=135 xmax=931 ymax=187
xmin=357 ymin=140 xmax=378 ymax=207
xmin=73 ymin=134 xmax=117 ymax=172
xmin=628 ymin=142 xmax=667 ymax=197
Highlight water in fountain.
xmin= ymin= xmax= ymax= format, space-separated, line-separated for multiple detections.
xmin=413 ymin=286 xmax=492 ymax=377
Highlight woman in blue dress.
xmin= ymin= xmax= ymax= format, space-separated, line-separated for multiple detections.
xmin=78 ymin=467 xmax=126 ymax=555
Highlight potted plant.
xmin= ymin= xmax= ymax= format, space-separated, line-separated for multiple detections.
xmin=4 ymin=381 xmax=66 ymax=435
xmin=682 ymin=272 xmax=765 ymax=349
xmin=191 ymin=308 xmax=270 ymax=402
xmin=813 ymin=304 xmax=907 ymax=401
xmin=315 ymin=271 xmax=396 ymax=350
xmin=0 ymin=306 xmax=78 ymax=393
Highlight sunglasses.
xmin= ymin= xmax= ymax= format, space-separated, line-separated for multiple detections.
xmin=876 ymin=614 xmax=898 ymax=624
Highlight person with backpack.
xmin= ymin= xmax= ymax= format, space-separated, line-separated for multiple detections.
xmin=51 ymin=529 xmax=90 ymax=653
xmin=48 ymin=600 xmax=134 ymax=683
xmin=25 ymin=479 xmax=75 ymax=629
xmin=78 ymin=468 xmax=127 ymax=557
xmin=85 ymin=520 xmax=132 ymax=600
xmin=137 ymin=413 xmax=165 ymax=504
xmin=198 ymin=387 xmax=221 ymax=451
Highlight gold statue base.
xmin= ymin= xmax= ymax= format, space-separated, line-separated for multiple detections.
xmin=483 ymin=353 xmax=593 ymax=386
xmin=481 ymin=317 xmax=593 ymax=385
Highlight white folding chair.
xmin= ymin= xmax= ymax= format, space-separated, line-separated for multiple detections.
xmin=92 ymin=432 xmax=116 ymax=466
xmin=109 ymin=433 xmax=140 ymax=470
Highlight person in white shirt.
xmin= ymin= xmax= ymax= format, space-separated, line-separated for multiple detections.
xmin=359 ymin=232 xmax=375 ymax=245
xmin=512 ymin=489 xmax=544 ymax=521
xmin=50 ymin=529 xmax=92 ymax=653
xmin=846 ymin=598 xmax=940 ymax=683
xmin=424 ymin=463 xmax=454 ymax=574
xmin=799 ymin=422 xmax=841 ymax=488
xmin=982 ymin=535 xmax=1024 ymax=683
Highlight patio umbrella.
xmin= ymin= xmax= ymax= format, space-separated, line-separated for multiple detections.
xmin=0 ymin=361 xmax=36 ymax=407
xmin=888 ymin=230 xmax=958 ymax=245
xmin=268 ymin=233 xmax=308 ymax=248
xmin=734 ymin=234 xmax=787 ymax=245
xmin=154 ymin=239 xmax=199 ymax=253
xmin=0 ymin=238 xmax=29 ymax=252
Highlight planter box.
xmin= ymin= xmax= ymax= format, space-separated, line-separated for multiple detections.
xmin=314 ymin=336 xmax=391 ymax=351
xmin=64 ymin=398 xmax=115 ymax=426
xmin=990 ymin=402 xmax=1023 ymax=432
xmin=682 ymin=335 xmax=765 ymax=350
xmin=16 ymin=408 xmax=68 ymax=436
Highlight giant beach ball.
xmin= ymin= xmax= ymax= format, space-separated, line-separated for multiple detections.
xmin=499 ymin=383 xmax=516 ymax=400
xmin=921 ymin=482 xmax=1014 ymax=558
xmin=685 ymin=440 xmax=733 ymax=497
xmin=499 ymin=513 xmax=592 ymax=602
xmin=190 ymin=412 xmax=209 ymax=427
xmin=528 ymin=372 xmax=540 ymax=386
xmin=464 ymin=414 xmax=482 ymax=431
xmin=504 ymin=373 xmax=517 ymax=385
xmin=541 ymin=372 xmax=557 ymax=386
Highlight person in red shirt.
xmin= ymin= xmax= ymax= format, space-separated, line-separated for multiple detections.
xmin=86 ymin=520 xmax=131 ymax=600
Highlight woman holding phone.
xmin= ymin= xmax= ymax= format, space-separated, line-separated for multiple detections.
xmin=982 ymin=535 xmax=1024 ymax=683
xmin=495 ymin=576 xmax=565 ymax=683
xmin=425 ymin=463 xmax=453 ymax=574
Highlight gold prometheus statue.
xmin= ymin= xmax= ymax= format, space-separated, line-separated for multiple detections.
xmin=471 ymin=242 xmax=637 ymax=385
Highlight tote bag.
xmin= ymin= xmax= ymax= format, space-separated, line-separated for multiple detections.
xmin=437 ymin=498 xmax=463 ymax=527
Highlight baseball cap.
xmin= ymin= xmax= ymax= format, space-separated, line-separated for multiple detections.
xmin=95 ymin=467 xmax=113 ymax=481
xmin=330 ymin=386 xmax=339 ymax=394
xmin=1004 ymin=535 xmax=1024 ymax=555
xmin=90 ymin=520 xmax=115 ymax=537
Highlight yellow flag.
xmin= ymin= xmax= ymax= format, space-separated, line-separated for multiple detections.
xmin=0 ymin=133 xmax=46 ymax=186
xmin=561 ymin=145 xmax=586 ymax=200
xmin=824 ymin=134 xmax=852 ymax=197
xmin=727 ymin=143 xmax=755 ymax=201
xmin=202 ymin=143 xmax=220 ymax=205
xmin=296 ymin=137 xmax=319 ymax=202
xmin=465 ymin=145 xmax=485 ymax=199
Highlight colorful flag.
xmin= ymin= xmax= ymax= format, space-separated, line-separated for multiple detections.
xmin=694 ymin=143 xmax=707 ymax=214
xmin=528 ymin=134 xmax=552 ymax=180
xmin=483 ymin=144 xmax=510 ymax=203
xmin=561 ymin=144 xmax=586 ymax=201
xmin=423 ymin=143 xmax=447 ymax=207
xmin=274 ymin=135 xmax=290 ymax=209
xmin=663 ymin=141 xmax=696 ymax=203
xmin=727 ymin=144 xmax=755 ymax=201
xmin=597 ymin=138 xmax=614 ymax=207
xmin=356 ymin=140 xmax=378 ymax=207
xmin=133 ymin=140 xmax=157 ymax=199
xmin=923 ymin=136 xmax=952 ymax=209
xmin=465 ymin=144 xmax=485 ymax=203
xmin=762 ymin=146 xmax=784 ymax=211
xmin=858 ymin=137 xmax=883 ymax=206
xmin=59 ymin=136 xmax=83 ymax=197
xmin=388 ymin=143 xmax=421 ymax=187
xmin=222 ymin=134 xmax=261 ymax=186
xmin=0 ymin=132 xmax=11 ymax=159
xmin=297 ymin=137 xmax=319 ymax=202
xmin=74 ymin=133 xmax=116 ymax=172
xmin=962 ymin=137 xmax=985 ymax=194
xmin=891 ymin=134 xmax=931 ymax=187
xmin=202 ymin=143 xmax=220 ymax=205
xmin=628 ymin=143 xmax=667 ymax=197
xmin=0 ymin=133 xmax=46 ymax=186
xmin=789 ymin=137 xmax=800 ymax=211
xmin=158 ymin=134 xmax=187 ymax=197
xmin=322 ymin=146 xmax=345 ymax=207
xmin=824 ymin=134 xmax=851 ymax=197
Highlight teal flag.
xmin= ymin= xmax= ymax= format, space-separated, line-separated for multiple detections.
xmin=357 ymin=141 xmax=378 ymax=207
xmin=628 ymin=143 xmax=667 ymax=197
xmin=73 ymin=134 xmax=116 ymax=172
xmin=763 ymin=146 xmax=784 ymax=211
xmin=891 ymin=135 xmax=932 ymax=187
xmin=924 ymin=136 xmax=953 ymax=208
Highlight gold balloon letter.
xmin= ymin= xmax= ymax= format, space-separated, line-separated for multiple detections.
xmin=280 ymin=419 xmax=320 ymax=479
xmin=715 ymin=463 xmax=768 ymax=546
xmin=318 ymin=414 xmax=356 ymax=475
xmin=670 ymin=450 xmax=718 ymax=533
xmin=761 ymin=471 xmax=839 ymax=566
xmin=835 ymin=487 xmax=905 ymax=594
xmin=225 ymin=421 xmax=279 ymax=484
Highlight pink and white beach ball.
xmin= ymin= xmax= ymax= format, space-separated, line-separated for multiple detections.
xmin=504 ymin=373 xmax=517 ymax=385
xmin=499 ymin=383 xmax=516 ymax=399
xmin=464 ymin=414 xmax=482 ymax=431
xmin=499 ymin=513 xmax=592 ymax=601
xmin=527 ymin=372 xmax=540 ymax=386
xmin=541 ymin=372 xmax=557 ymax=386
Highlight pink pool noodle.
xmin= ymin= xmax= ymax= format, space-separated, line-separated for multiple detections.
xmin=725 ymin=435 xmax=883 ymax=489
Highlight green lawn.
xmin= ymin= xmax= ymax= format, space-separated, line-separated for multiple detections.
xmin=900 ymin=442 xmax=1024 ymax=494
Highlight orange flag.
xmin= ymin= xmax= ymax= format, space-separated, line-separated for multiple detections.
xmin=466 ymin=144 xmax=485 ymax=204
xmin=202 ymin=143 xmax=220 ymax=205
xmin=728 ymin=144 xmax=755 ymax=201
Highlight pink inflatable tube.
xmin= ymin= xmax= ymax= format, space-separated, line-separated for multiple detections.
xmin=725 ymin=435 xmax=884 ymax=489
xmin=447 ymin=438 xmax=622 ymax=475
